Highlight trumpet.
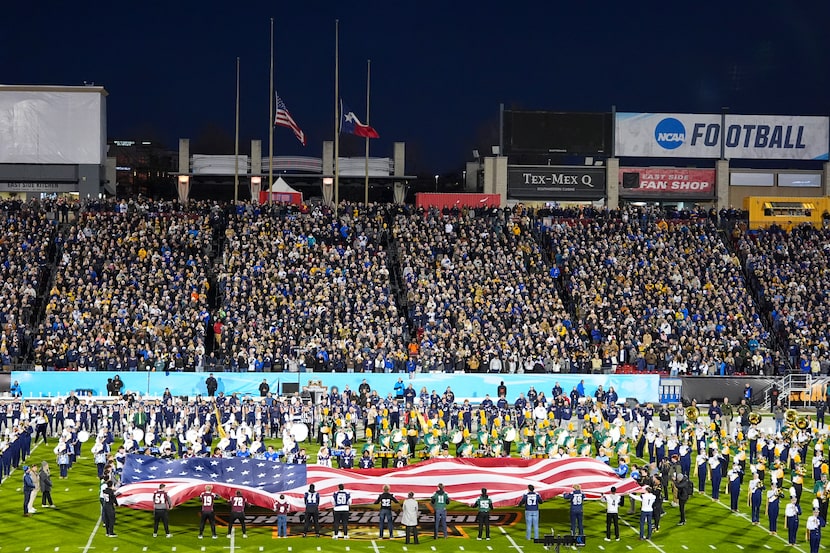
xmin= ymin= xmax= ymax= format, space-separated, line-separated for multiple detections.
xmin=786 ymin=409 xmax=798 ymax=425
xmin=686 ymin=406 xmax=699 ymax=423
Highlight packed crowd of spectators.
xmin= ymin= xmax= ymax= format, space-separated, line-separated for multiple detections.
xmin=0 ymin=200 xmax=57 ymax=369
xmin=30 ymin=199 xmax=213 ymax=372
xmin=212 ymin=201 xmax=405 ymax=373
xmin=542 ymin=209 xmax=771 ymax=376
xmin=394 ymin=206 xmax=580 ymax=373
xmin=738 ymin=223 xmax=830 ymax=375
xmin=0 ymin=197 xmax=819 ymax=377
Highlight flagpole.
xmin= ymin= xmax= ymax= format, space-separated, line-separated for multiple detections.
xmin=268 ymin=17 xmax=274 ymax=204
xmin=334 ymin=18 xmax=340 ymax=212
xmin=234 ymin=56 xmax=240 ymax=204
xmin=364 ymin=59 xmax=370 ymax=207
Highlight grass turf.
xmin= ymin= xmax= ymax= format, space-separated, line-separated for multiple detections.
xmin=0 ymin=439 xmax=817 ymax=553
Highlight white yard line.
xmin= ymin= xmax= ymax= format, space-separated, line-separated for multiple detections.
xmin=499 ymin=526 xmax=524 ymax=553
xmin=80 ymin=516 xmax=101 ymax=553
xmin=619 ymin=518 xmax=668 ymax=553
xmin=702 ymin=493 xmax=807 ymax=553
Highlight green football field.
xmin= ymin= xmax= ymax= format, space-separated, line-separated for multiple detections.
xmin=0 ymin=440 xmax=820 ymax=553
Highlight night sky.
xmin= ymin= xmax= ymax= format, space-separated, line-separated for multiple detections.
xmin=3 ymin=0 xmax=828 ymax=174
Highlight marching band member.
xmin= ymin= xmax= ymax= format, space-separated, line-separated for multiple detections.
xmin=316 ymin=444 xmax=331 ymax=467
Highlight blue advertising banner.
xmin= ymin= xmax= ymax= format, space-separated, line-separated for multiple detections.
xmin=8 ymin=371 xmax=660 ymax=404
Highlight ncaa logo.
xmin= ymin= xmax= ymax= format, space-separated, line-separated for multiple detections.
xmin=654 ymin=118 xmax=686 ymax=150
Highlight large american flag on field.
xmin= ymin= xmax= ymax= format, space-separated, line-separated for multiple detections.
xmin=116 ymin=456 xmax=642 ymax=511
xmin=274 ymin=93 xmax=306 ymax=146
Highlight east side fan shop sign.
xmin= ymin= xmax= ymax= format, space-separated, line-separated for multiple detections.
xmin=618 ymin=167 xmax=716 ymax=198
xmin=508 ymin=166 xmax=607 ymax=200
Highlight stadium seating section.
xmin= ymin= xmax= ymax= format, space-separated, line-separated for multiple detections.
xmin=0 ymin=198 xmax=820 ymax=376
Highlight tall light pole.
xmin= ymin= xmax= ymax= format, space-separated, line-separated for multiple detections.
xmin=434 ymin=174 xmax=439 ymax=192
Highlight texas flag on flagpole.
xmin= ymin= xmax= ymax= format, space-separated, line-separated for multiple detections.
xmin=340 ymin=100 xmax=379 ymax=138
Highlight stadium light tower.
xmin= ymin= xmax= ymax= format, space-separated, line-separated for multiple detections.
xmin=434 ymin=174 xmax=439 ymax=192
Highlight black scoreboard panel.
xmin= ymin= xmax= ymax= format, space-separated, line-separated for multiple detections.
xmin=503 ymin=111 xmax=611 ymax=156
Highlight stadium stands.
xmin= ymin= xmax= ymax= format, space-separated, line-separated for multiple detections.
xmin=0 ymin=197 xmax=811 ymax=377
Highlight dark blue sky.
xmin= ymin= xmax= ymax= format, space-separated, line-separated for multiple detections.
xmin=3 ymin=0 xmax=828 ymax=173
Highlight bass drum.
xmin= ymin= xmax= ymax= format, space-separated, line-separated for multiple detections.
xmin=132 ymin=428 xmax=145 ymax=444
xmin=292 ymin=423 xmax=309 ymax=443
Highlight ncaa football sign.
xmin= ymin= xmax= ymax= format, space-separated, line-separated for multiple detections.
xmin=615 ymin=112 xmax=829 ymax=160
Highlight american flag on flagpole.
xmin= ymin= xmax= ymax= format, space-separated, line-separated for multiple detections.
xmin=116 ymin=456 xmax=642 ymax=511
xmin=274 ymin=93 xmax=306 ymax=146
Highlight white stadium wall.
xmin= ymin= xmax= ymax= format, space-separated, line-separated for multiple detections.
xmin=0 ymin=86 xmax=107 ymax=165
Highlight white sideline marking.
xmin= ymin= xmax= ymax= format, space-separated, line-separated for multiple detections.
xmin=81 ymin=516 xmax=101 ymax=553
xmin=499 ymin=526 xmax=524 ymax=553
xmin=620 ymin=518 xmax=667 ymax=553
xmin=703 ymin=493 xmax=807 ymax=553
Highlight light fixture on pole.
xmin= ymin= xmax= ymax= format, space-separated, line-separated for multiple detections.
xmin=434 ymin=174 xmax=439 ymax=192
